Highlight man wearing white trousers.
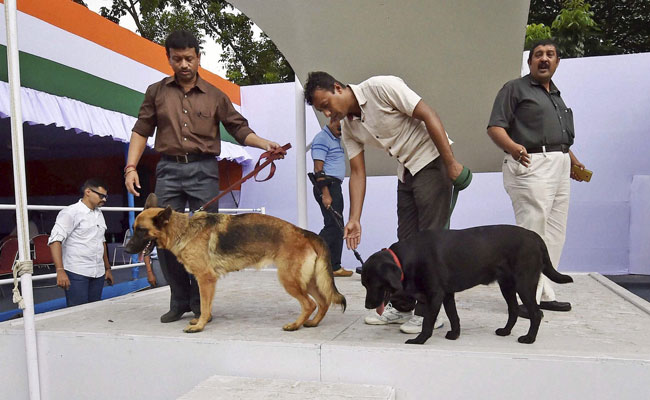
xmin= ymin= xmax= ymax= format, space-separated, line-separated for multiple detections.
xmin=487 ymin=39 xmax=588 ymax=319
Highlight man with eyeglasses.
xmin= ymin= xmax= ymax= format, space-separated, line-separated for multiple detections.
xmin=49 ymin=178 xmax=114 ymax=307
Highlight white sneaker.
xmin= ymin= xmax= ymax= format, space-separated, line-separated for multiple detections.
xmin=399 ymin=315 xmax=444 ymax=334
xmin=364 ymin=304 xmax=412 ymax=325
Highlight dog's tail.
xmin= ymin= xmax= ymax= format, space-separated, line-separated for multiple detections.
xmin=313 ymin=238 xmax=347 ymax=312
xmin=540 ymin=239 xmax=573 ymax=284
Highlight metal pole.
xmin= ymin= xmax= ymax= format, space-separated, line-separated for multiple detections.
xmin=4 ymin=1 xmax=41 ymax=398
xmin=295 ymin=77 xmax=307 ymax=228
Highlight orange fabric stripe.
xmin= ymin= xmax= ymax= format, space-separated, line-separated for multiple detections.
xmin=4 ymin=0 xmax=240 ymax=104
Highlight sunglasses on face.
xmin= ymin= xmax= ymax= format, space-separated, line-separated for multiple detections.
xmin=90 ymin=189 xmax=108 ymax=200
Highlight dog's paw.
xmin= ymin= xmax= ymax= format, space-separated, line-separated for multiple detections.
xmin=303 ymin=320 xmax=319 ymax=328
xmin=189 ymin=318 xmax=199 ymax=325
xmin=445 ymin=330 xmax=460 ymax=340
xmin=517 ymin=334 xmax=536 ymax=344
xmin=495 ymin=327 xmax=511 ymax=337
xmin=183 ymin=324 xmax=204 ymax=333
xmin=283 ymin=323 xmax=300 ymax=331
xmin=405 ymin=337 xmax=427 ymax=345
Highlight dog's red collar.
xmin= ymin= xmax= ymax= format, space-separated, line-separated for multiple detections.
xmin=383 ymin=248 xmax=404 ymax=281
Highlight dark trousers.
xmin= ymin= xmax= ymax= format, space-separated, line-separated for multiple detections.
xmin=313 ymin=180 xmax=344 ymax=271
xmin=65 ymin=270 xmax=105 ymax=307
xmin=390 ymin=157 xmax=452 ymax=315
xmin=154 ymin=158 xmax=220 ymax=314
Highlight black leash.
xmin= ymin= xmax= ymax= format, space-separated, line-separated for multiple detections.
xmin=308 ymin=172 xmax=365 ymax=267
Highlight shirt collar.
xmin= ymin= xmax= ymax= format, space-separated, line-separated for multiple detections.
xmin=77 ymin=199 xmax=95 ymax=213
xmin=322 ymin=125 xmax=340 ymax=141
xmin=164 ymin=73 xmax=208 ymax=93
xmin=347 ymin=84 xmax=366 ymax=121
xmin=526 ymin=73 xmax=560 ymax=95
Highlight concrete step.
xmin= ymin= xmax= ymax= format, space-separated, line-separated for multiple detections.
xmin=178 ymin=375 xmax=396 ymax=400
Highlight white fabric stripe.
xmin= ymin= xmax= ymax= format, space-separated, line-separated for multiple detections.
xmin=0 ymin=8 xmax=166 ymax=93
xmin=0 ymin=81 xmax=252 ymax=163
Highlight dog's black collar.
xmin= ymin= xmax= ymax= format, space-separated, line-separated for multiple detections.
xmin=383 ymin=248 xmax=404 ymax=281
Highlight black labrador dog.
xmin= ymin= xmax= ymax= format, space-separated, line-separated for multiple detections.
xmin=361 ymin=225 xmax=573 ymax=345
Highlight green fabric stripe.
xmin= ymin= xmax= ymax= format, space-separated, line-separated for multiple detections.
xmin=0 ymin=46 xmax=239 ymax=145
xmin=0 ymin=45 xmax=144 ymax=117
xmin=219 ymin=124 xmax=238 ymax=145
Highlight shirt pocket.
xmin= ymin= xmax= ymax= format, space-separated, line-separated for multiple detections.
xmin=191 ymin=108 xmax=217 ymax=138
xmin=562 ymin=108 xmax=575 ymax=139
xmin=75 ymin=219 xmax=98 ymax=240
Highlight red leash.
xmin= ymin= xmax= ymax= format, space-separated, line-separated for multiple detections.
xmin=195 ymin=143 xmax=291 ymax=212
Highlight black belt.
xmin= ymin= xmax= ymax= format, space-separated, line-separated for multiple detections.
xmin=526 ymin=144 xmax=570 ymax=154
xmin=161 ymin=153 xmax=215 ymax=163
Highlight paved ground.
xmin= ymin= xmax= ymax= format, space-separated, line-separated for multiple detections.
xmin=5 ymin=269 xmax=650 ymax=360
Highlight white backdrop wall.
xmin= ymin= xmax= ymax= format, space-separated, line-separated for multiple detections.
xmin=239 ymin=52 xmax=650 ymax=275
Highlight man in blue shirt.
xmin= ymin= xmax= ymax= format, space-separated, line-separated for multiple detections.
xmin=311 ymin=119 xmax=353 ymax=277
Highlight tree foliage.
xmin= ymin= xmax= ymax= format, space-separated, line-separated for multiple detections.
xmin=525 ymin=23 xmax=552 ymax=50
xmin=527 ymin=0 xmax=650 ymax=57
xmin=93 ymin=0 xmax=293 ymax=85
xmin=550 ymin=0 xmax=598 ymax=57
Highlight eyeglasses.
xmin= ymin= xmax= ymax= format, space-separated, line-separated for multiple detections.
xmin=90 ymin=189 xmax=108 ymax=200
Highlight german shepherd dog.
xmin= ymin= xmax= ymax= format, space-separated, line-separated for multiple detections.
xmin=361 ymin=225 xmax=573 ymax=345
xmin=125 ymin=194 xmax=346 ymax=333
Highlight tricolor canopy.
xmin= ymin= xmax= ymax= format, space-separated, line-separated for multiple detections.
xmin=0 ymin=0 xmax=250 ymax=163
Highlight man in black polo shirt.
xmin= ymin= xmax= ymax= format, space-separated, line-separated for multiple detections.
xmin=125 ymin=30 xmax=281 ymax=323
xmin=487 ymin=39 xmax=588 ymax=318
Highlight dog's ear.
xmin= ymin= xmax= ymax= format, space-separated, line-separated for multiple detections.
xmin=153 ymin=206 xmax=172 ymax=230
xmin=144 ymin=193 xmax=158 ymax=209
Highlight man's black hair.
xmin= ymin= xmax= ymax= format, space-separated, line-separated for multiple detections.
xmin=165 ymin=30 xmax=201 ymax=57
xmin=528 ymin=39 xmax=560 ymax=62
xmin=304 ymin=71 xmax=345 ymax=105
xmin=81 ymin=178 xmax=107 ymax=196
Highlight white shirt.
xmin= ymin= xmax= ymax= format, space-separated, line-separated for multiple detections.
xmin=341 ymin=76 xmax=452 ymax=181
xmin=48 ymin=200 xmax=107 ymax=278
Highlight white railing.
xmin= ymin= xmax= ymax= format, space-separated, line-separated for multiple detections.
xmin=0 ymin=204 xmax=266 ymax=213
xmin=0 ymin=205 xmax=266 ymax=286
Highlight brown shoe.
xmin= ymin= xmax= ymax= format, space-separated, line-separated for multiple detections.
xmin=333 ymin=268 xmax=353 ymax=277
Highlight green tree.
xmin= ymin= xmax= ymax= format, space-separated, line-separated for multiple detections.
xmin=94 ymin=0 xmax=293 ymax=85
xmin=187 ymin=0 xmax=293 ymax=85
xmin=550 ymin=0 xmax=598 ymax=57
xmin=525 ymin=23 xmax=552 ymax=50
xmin=528 ymin=0 xmax=650 ymax=56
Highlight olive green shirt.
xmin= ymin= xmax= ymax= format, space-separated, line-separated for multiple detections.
xmin=488 ymin=74 xmax=574 ymax=149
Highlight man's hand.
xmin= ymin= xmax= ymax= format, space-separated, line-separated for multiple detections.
xmin=146 ymin=270 xmax=157 ymax=287
xmin=509 ymin=145 xmax=531 ymax=168
xmin=105 ymin=270 xmax=114 ymax=286
xmin=125 ymin=170 xmax=141 ymax=196
xmin=343 ymin=220 xmax=362 ymax=250
xmin=446 ymin=160 xmax=465 ymax=181
xmin=322 ymin=192 xmax=333 ymax=209
xmin=245 ymin=134 xmax=286 ymax=158
xmin=569 ymin=151 xmax=586 ymax=181
xmin=56 ymin=269 xmax=70 ymax=290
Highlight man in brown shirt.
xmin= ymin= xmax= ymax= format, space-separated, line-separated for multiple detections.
xmin=125 ymin=30 xmax=281 ymax=323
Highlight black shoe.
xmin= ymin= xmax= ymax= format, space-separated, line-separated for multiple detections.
xmin=539 ymin=300 xmax=571 ymax=312
xmin=160 ymin=309 xmax=188 ymax=323
xmin=355 ymin=267 xmax=363 ymax=274
xmin=517 ymin=304 xmax=544 ymax=320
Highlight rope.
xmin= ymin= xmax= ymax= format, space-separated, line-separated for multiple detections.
xmin=12 ymin=259 xmax=33 ymax=310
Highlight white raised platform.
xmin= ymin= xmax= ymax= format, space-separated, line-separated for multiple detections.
xmin=2 ymin=270 xmax=650 ymax=400
xmin=179 ymin=375 xmax=395 ymax=400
